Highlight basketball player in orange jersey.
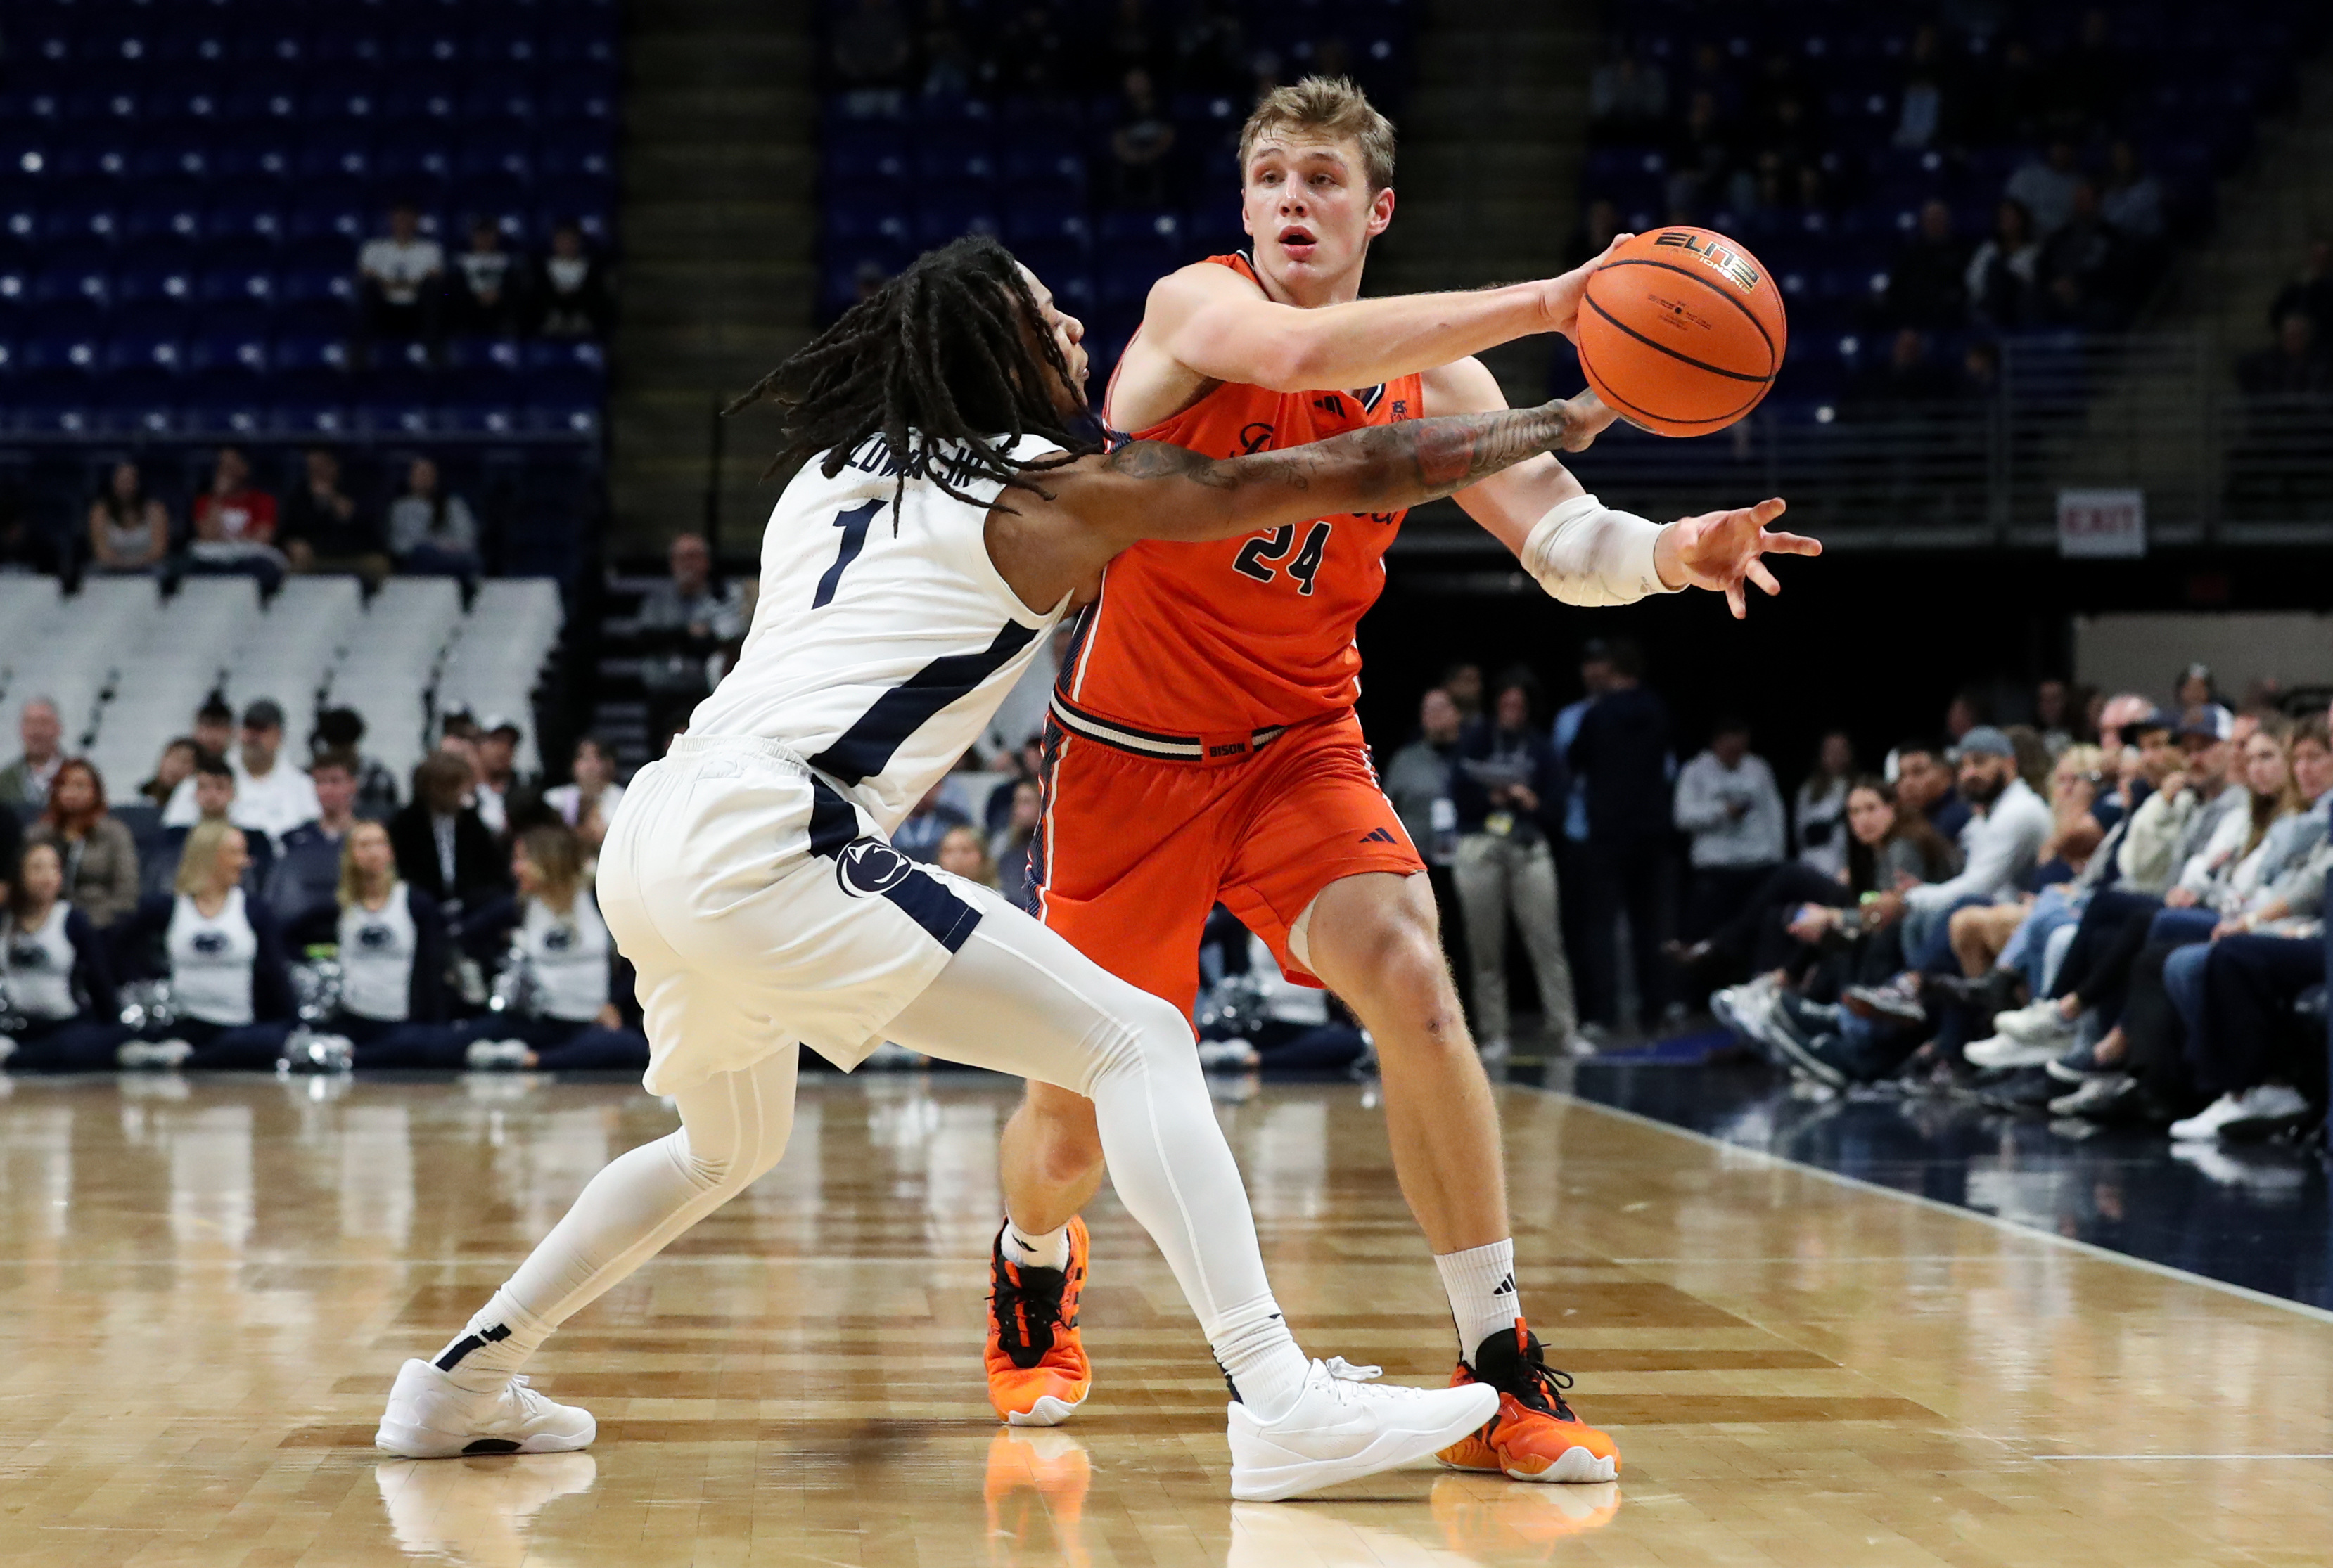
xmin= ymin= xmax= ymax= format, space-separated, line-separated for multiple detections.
xmin=981 ymin=78 xmax=1817 ymax=1482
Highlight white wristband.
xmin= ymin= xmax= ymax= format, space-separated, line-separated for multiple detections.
xmin=1519 ymin=493 xmax=1675 ymax=607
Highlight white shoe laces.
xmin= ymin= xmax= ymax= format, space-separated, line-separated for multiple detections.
xmin=1318 ymin=1356 xmax=1421 ymax=1406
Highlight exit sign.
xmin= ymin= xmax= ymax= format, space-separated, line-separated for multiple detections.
xmin=2057 ymin=489 xmax=2146 ymax=558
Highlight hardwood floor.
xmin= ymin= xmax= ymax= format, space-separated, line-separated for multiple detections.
xmin=0 ymin=1071 xmax=2326 ymax=1565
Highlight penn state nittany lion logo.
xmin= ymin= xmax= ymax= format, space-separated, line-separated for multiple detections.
xmin=836 ymin=838 xmax=914 ymax=898
xmin=358 ymin=925 xmax=394 ymax=951
xmin=8 ymin=942 xmax=49 ymax=968
xmin=192 ymin=932 xmax=229 ymax=955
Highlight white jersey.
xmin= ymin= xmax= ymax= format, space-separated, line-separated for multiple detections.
xmin=169 ymin=887 xmax=257 ymax=1027
xmin=339 ymin=884 xmax=418 ymax=1022
xmin=2 ymin=903 xmax=79 ymax=1021
xmin=686 ymin=434 xmax=1073 ymax=833
xmin=516 ymin=892 xmax=611 ymax=1023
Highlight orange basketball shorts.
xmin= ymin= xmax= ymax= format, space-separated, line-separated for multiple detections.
xmin=1033 ymin=705 xmax=1425 ymax=1017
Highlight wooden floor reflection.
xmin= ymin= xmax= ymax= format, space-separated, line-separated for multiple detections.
xmin=0 ymin=1070 xmax=2328 ymax=1566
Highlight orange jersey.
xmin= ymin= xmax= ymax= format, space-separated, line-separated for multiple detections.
xmin=1063 ymin=252 xmax=1424 ymax=736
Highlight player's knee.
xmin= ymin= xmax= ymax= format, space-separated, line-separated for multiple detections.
xmin=1090 ymin=989 xmax=1201 ymax=1083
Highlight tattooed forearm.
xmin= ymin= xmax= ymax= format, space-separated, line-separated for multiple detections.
xmin=1161 ymin=398 xmax=1583 ymax=512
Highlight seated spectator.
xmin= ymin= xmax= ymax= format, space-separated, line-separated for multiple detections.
xmin=635 ymin=532 xmax=741 ymax=732
xmin=1884 ymin=201 xmax=1970 ymax=332
xmin=1943 ymin=745 xmax=2110 ymax=982
xmin=0 ymin=696 xmax=65 ymax=809
xmin=163 ymin=700 xmax=321 ymax=850
xmin=1892 ymin=738 xmax=1971 ymax=842
xmin=2035 ymin=678 xmax=2077 ymax=755
xmin=0 ymin=840 xmax=130 ymax=1072
xmin=190 ymin=696 xmax=235 ymax=761
xmin=535 ymin=222 xmax=613 ymax=339
xmin=2099 ymin=139 xmax=2164 ymax=244
xmin=358 ymin=202 xmax=444 ymax=347
xmin=2038 ymin=180 xmax=2133 ymax=327
xmin=1450 ymin=672 xmax=1578 ymax=1058
xmin=2237 ymin=312 xmax=2331 ymax=400
xmin=893 ymin=778 xmax=970 ymax=863
xmin=1965 ymin=199 xmax=2041 ymax=330
xmin=2005 ymin=139 xmax=2082 ymax=237
xmin=385 ymin=458 xmax=482 ymax=579
xmin=86 ymin=461 xmax=170 ymax=576
xmin=1794 ymin=731 xmax=1855 ymax=880
xmin=449 ymin=218 xmax=527 ymax=337
xmin=1108 ymin=68 xmax=1177 ymax=206
xmin=139 ymin=736 xmax=200 ymax=811
xmin=1674 ymin=718 xmax=1786 ymax=941
xmin=988 ymin=779 xmax=1043 ymax=914
xmin=279 ymin=449 xmax=389 ymax=584
xmin=186 ymin=447 xmax=286 ymax=588
xmin=470 ymin=716 xmax=531 ymax=841
xmin=1890 ymin=23 xmax=1962 ymax=151
xmin=935 ymin=823 xmax=999 ymax=889
xmin=27 ymin=759 xmax=139 ymax=928
xmin=542 ymin=736 xmax=624 ymax=854
xmin=312 ymin=707 xmax=400 ymax=820
xmin=388 ymin=750 xmax=510 ymax=927
xmin=267 ymin=749 xmax=366 ymax=940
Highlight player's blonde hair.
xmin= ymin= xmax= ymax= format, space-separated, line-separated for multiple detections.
xmin=1238 ymin=77 xmax=1396 ymax=193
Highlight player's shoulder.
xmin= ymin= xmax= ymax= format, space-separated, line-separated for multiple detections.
xmin=1417 ymin=354 xmax=1504 ymax=416
xmin=1144 ymin=254 xmax=1266 ymax=316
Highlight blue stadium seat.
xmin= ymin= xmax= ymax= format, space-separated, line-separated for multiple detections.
xmin=51 ymin=138 xmax=134 ymax=184
xmin=376 ymin=140 xmax=454 ymax=193
xmin=210 ymin=129 xmax=295 ymax=183
xmin=226 ymin=89 xmax=302 ymax=127
xmin=178 ymin=391 xmax=267 ymax=437
xmin=539 ymin=86 xmax=615 ymax=129
xmin=104 ymin=327 xmax=184 ymax=378
xmin=31 ymin=260 xmax=108 ymax=309
xmin=383 ymin=82 xmax=461 ymax=129
xmin=462 ymin=83 xmax=539 ymax=125
xmin=916 ymin=146 xmax=998 ymax=188
xmin=390 ymin=32 xmax=464 ymax=69
xmin=354 ymin=398 xmax=435 ymax=437
xmin=457 ymin=134 xmax=534 ymax=182
xmin=205 ymin=198 xmax=284 ymax=251
xmin=286 ymin=195 xmax=371 ymax=250
xmin=198 ymin=263 xmax=275 ymax=309
xmin=437 ymin=398 xmax=521 ymax=435
xmin=297 ymin=131 xmax=374 ymax=184
xmin=187 ymin=325 xmax=269 ymax=379
xmin=237 ymin=25 xmax=309 ymax=70
xmin=1004 ymin=202 xmax=1092 ymax=254
xmin=0 ymin=264 xmax=29 ymax=313
xmin=310 ymin=28 xmax=388 ymax=69
xmin=1002 ymin=149 xmax=1087 ymax=199
xmin=271 ymin=398 xmax=354 ymax=439
xmin=915 ymin=196 xmax=1000 ymax=247
xmin=132 ymin=142 xmax=211 ymax=182
xmin=536 ymin=141 xmax=614 ymax=183
xmin=826 ymin=144 xmax=910 ymax=191
xmin=41 ymin=197 xmax=117 ymax=247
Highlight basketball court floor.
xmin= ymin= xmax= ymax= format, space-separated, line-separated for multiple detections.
xmin=1 ymin=1067 xmax=2327 ymax=1566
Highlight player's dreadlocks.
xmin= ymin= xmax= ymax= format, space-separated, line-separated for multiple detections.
xmin=724 ymin=234 xmax=1100 ymax=516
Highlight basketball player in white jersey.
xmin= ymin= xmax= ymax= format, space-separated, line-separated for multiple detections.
xmin=377 ymin=236 xmax=1794 ymax=1499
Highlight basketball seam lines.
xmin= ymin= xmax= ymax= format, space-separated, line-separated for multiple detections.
xmin=1582 ymin=294 xmax=1772 ymax=385
xmin=1597 ymin=256 xmax=1782 ymax=361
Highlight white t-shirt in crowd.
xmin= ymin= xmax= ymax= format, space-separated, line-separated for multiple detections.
xmin=162 ymin=753 xmax=322 ymax=844
xmin=543 ymin=781 xmax=624 ymax=830
xmin=359 ymin=236 xmax=444 ymax=304
xmin=1674 ymin=750 xmax=1787 ymax=868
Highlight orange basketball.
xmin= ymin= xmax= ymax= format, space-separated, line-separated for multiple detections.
xmin=1575 ymin=227 xmax=1787 ymax=437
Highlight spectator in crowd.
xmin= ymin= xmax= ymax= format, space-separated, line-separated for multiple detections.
xmin=2038 ymin=179 xmax=2133 ymax=327
xmin=893 ymin=778 xmax=971 ymax=863
xmin=2237 ymin=312 xmax=2330 ymax=400
xmin=318 ymin=820 xmax=457 ymax=1062
xmin=1892 ymin=738 xmax=1972 ymax=842
xmin=935 ymin=823 xmax=999 ymax=889
xmin=2034 ymin=678 xmax=2076 ymax=755
xmin=186 ymin=447 xmax=286 ymax=586
xmin=1383 ymin=687 xmax=1463 ymax=869
xmin=2173 ymin=664 xmax=2221 ymax=724
xmin=0 ymin=840 xmax=129 ymax=1072
xmin=279 ymin=449 xmax=388 ymax=584
xmin=103 ymin=821 xmax=298 ymax=1071
xmin=357 ymin=203 xmax=444 ymax=347
xmin=86 ymin=461 xmax=170 ymax=575
xmin=1589 ymin=43 xmax=1668 ymax=133
xmin=2268 ymin=237 xmax=2332 ymax=342
xmin=1884 ymin=200 xmax=1970 ymax=332
xmin=1449 ymin=672 xmax=1578 ymax=1060
xmin=139 ymin=736 xmax=199 ymax=811
xmin=1108 ymin=68 xmax=1177 ymax=206
xmin=471 ymin=717 xmax=530 ymax=840
xmin=1891 ymin=23 xmax=1961 ymax=151
xmin=988 ymin=779 xmax=1042 ymax=914
xmin=312 ymin=708 xmax=400 ymax=820
xmin=388 ymin=750 xmax=509 ymax=913
xmin=385 ymin=457 xmax=483 ymax=579
xmin=27 ymin=759 xmax=139 ymax=929
xmin=636 ymin=531 xmax=741 ymax=735
xmin=267 ymin=750 xmax=365 ymax=939
xmin=1965 ymin=198 xmax=2041 ymax=330
xmin=449 ymin=218 xmax=526 ymax=337
xmin=535 ymin=222 xmax=614 ymax=339
xmin=543 ymin=736 xmax=625 ymax=854
xmin=2006 ymin=139 xmax=2082 ymax=237
xmin=1853 ymin=328 xmax=1957 ymax=406
xmin=1566 ymin=638 xmax=1675 ymax=1031
xmin=1794 ymin=731 xmax=1855 ymax=880
xmin=0 ymin=785 xmax=18 ymax=892
xmin=163 ymin=700 xmax=321 ymax=849
xmin=1440 ymin=660 xmax=1485 ymax=724
xmin=1675 ymin=718 xmax=1786 ymax=942
xmin=0 ymin=697 xmax=65 ymax=809
xmin=191 ymin=696 xmax=235 ymax=763
xmin=2099 ymin=139 xmax=2164 ymax=244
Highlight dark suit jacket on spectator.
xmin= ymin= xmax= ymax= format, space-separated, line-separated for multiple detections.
xmin=1566 ymin=686 xmax=1676 ymax=847
xmin=1449 ymin=720 xmax=1566 ymax=842
xmin=387 ymin=802 xmax=509 ymax=906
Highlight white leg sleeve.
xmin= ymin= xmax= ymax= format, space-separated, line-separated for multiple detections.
xmin=492 ymin=1048 xmax=801 ymax=1329
xmin=883 ymin=908 xmax=1283 ymax=1342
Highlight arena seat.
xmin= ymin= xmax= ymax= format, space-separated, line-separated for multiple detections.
xmin=330 ymin=577 xmax=468 ymax=784
xmin=437 ymin=577 xmax=565 ymax=775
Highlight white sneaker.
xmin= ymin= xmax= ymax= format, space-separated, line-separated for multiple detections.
xmin=1226 ymin=1358 xmax=1499 ymax=1502
xmin=465 ymin=1039 xmax=533 ymax=1070
xmin=1964 ymin=1032 xmax=2068 ymax=1070
xmin=119 ymin=1038 xmax=193 ymax=1069
xmin=1198 ymin=1037 xmax=1263 ymax=1072
xmin=0 ymin=1034 xmax=17 ymax=1067
xmin=2170 ymin=1084 xmax=2313 ymax=1141
xmin=1992 ymin=998 xmax=2074 ymax=1044
xmin=375 ymin=1358 xmax=596 ymax=1459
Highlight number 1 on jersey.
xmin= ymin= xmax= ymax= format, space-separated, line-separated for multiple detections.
xmin=812 ymin=500 xmax=884 ymax=608
xmin=1230 ymin=520 xmax=1332 ymax=596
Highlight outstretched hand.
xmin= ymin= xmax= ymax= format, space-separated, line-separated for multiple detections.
xmin=1652 ymin=497 xmax=1819 ymax=619
xmin=1542 ymin=233 xmax=1633 ymax=342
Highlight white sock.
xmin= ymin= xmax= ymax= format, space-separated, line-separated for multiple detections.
xmin=999 ymin=1221 xmax=1071 ymax=1273
xmin=1436 ymin=1239 xmax=1522 ymax=1359
xmin=1210 ymin=1294 xmax=1308 ymax=1423
xmin=432 ymin=1290 xmax=555 ymax=1395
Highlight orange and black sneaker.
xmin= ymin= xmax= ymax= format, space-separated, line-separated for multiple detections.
xmin=1436 ymin=1321 xmax=1621 ymax=1482
xmin=983 ymin=1216 xmax=1092 ymax=1426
